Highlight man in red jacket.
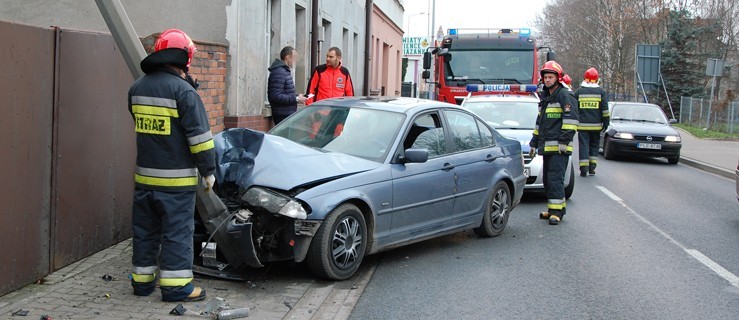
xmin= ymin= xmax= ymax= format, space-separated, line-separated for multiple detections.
xmin=305 ymin=47 xmax=354 ymax=105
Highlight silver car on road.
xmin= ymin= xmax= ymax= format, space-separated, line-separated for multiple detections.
xmin=194 ymin=97 xmax=526 ymax=280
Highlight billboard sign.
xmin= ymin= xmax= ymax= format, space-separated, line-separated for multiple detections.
xmin=403 ymin=37 xmax=432 ymax=56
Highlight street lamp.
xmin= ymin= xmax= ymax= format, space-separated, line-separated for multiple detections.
xmin=405 ymin=12 xmax=426 ymax=36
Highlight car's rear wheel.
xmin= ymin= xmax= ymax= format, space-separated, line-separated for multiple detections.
xmin=474 ymin=181 xmax=511 ymax=237
xmin=668 ymin=156 xmax=679 ymax=164
xmin=604 ymin=136 xmax=616 ymax=160
xmin=306 ymin=203 xmax=367 ymax=280
xmin=564 ymin=165 xmax=575 ymax=199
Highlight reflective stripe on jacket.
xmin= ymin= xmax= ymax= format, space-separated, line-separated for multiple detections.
xmin=128 ymin=68 xmax=216 ymax=191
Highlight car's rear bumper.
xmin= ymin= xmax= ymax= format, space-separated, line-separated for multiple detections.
xmin=608 ymin=139 xmax=682 ymax=158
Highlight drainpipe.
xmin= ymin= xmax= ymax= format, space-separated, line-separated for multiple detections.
xmin=94 ymin=0 xmax=146 ymax=79
xmin=310 ymin=0 xmax=320 ymax=71
xmin=363 ymin=0 xmax=372 ymax=96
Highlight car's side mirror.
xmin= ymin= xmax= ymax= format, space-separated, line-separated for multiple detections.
xmin=422 ymin=52 xmax=432 ymax=70
xmin=402 ymin=148 xmax=429 ymax=163
xmin=669 ymin=118 xmax=677 ymax=124
xmin=421 ymin=70 xmax=430 ymax=80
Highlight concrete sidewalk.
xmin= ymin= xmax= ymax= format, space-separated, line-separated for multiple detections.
xmin=676 ymin=128 xmax=738 ymax=179
xmin=0 ymin=239 xmax=373 ymax=319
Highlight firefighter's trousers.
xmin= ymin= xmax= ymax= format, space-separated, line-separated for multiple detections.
xmin=578 ymin=131 xmax=600 ymax=172
xmin=131 ymin=188 xmax=196 ymax=301
xmin=542 ymin=154 xmax=568 ymax=217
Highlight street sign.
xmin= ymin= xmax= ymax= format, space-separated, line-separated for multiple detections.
xmin=403 ymin=37 xmax=432 ymax=56
xmin=636 ymin=44 xmax=660 ymax=91
xmin=705 ymin=58 xmax=724 ymax=77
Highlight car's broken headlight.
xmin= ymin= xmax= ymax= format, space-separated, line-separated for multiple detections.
xmin=243 ymin=187 xmax=308 ymax=219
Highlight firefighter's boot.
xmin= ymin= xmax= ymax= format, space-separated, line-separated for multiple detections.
xmin=539 ymin=211 xmax=550 ymax=219
xmin=580 ymin=167 xmax=588 ymax=177
xmin=549 ymin=214 xmax=561 ymax=225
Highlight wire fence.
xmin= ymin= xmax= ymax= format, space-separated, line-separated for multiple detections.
xmin=679 ymin=96 xmax=739 ymax=134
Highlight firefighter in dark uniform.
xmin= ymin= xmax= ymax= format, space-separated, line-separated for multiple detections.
xmin=575 ymin=67 xmax=609 ymax=176
xmin=128 ymin=29 xmax=215 ymax=302
xmin=529 ymin=61 xmax=579 ymax=225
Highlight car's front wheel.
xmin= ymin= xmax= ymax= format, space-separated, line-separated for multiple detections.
xmin=306 ymin=203 xmax=367 ymax=280
xmin=668 ymin=156 xmax=679 ymax=164
xmin=474 ymin=181 xmax=511 ymax=237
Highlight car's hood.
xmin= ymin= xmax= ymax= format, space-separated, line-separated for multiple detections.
xmin=496 ymin=129 xmax=533 ymax=151
xmin=214 ymin=128 xmax=381 ymax=191
xmin=610 ymin=121 xmax=679 ymax=136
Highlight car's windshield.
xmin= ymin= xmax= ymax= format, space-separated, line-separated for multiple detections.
xmin=611 ymin=104 xmax=668 ymax=124
xmin=444 ymin=50 xmax=534 ymax=85
xmin=463 ymin=100 xmax=538 ymax=129
xmin=269 ymin=106 xmax=405 ymax=162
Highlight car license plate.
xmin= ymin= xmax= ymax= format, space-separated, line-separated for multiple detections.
xmin=524 ymin=167 xmax=530 ymax=177
xmin=637 ymin=143 xmax=661 ymax=150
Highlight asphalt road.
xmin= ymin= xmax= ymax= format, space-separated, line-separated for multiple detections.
xmin=349 ymin=156 xmax=739 ymax=319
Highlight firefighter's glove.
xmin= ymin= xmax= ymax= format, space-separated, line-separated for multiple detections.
xmin=528 ymin=148 xmax=537 ymax=158
xmin=558 ymin=144 xmax=568 ymax=154
xmin=204 ymin=175 xmax=215 ymax=192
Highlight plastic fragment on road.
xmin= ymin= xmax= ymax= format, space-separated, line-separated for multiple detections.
xmin=11 ymin=309 xmax=29 ymax=316
xmin=169 ymin=304 xmax=187 ymax=316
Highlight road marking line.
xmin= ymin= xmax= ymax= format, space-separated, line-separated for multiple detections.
xmin=686 ymin=249 xmax=739 ymax=287
xmin=597 ymin=185 xmax=739 ymax=289
xmin=596 ymin=186 xmax=622 ymax=202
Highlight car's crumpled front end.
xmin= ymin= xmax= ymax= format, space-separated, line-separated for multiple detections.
xmin=193 ymin=128 xmax=377 ymax=279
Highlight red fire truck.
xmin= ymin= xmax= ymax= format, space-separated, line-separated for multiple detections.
xmin=421 ymin=27 xmax=553 ymax=104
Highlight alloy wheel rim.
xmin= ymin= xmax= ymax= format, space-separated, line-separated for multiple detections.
xmin=491 ymin=188 xmax=509 ymax=228
xmin=331 ymin=216 xmax=362 ymax=269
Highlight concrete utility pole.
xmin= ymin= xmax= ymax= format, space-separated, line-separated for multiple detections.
xmin=95 ymin=0 xmax=146 ymax=79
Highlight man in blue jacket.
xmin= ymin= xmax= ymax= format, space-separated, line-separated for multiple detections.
xmin=268 ymin=46 xmax=306 ymax=125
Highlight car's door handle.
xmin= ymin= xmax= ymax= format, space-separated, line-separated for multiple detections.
xmin=485 ymin=154 xmax=499 ymax=162
xmin=442 ymin=163 xmax=455 ymax=171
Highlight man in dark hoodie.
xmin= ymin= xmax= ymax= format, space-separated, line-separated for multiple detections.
xmin=268 ymin=46 xmax=306 ymax=125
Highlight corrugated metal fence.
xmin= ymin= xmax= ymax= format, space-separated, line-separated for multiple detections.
xmin=679 ymin=96 xmax=739 ymax=134
xmin=0 ymin=21 xmax=135 ymax=296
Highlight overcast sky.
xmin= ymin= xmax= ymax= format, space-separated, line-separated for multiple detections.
xmin=402 ymin=0 xmax=549 ymax=37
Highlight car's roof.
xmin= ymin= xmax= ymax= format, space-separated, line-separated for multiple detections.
xmin=462 ymin=94 xmax=539 ymax=104
xmin=313 ymin=96 xmax=455 ymax=113
xmin=609 ymin=101 xmax=661 ymax=108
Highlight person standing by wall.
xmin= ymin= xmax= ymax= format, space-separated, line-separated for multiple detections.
xmin=268 ymin=46 xmax=306 ymax=125
xmin=529 ymin=61 xmax=579 ymax=225
xmin=305 ymin=47 xmax=354 ymax=105
xmin=128 ymin=29 xmax=215 ymax=302
xmin=575 ymin=67 xmax=609 ymax=176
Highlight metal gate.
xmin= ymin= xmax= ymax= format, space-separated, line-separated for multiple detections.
xmin=0 ymin=21 xmax=136 ymax=296
xmin=0 ymin=21 xmax=55 ymax=296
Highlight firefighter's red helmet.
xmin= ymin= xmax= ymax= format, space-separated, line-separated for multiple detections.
xmin=155 ymin=29 xmax=196 ymax=68
xmin=141 ymin=29 xmax=197 ymax=74
xmin=540 ymin=61 xmax=564 ymax=81
xmin=563 ymin=74 xmax=572 ymax=85
xmin=584 ymin=67 xmax=599 ymax=83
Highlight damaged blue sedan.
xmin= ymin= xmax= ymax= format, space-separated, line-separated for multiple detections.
xmin=194 ymin=97 xmax=526 ymax=280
